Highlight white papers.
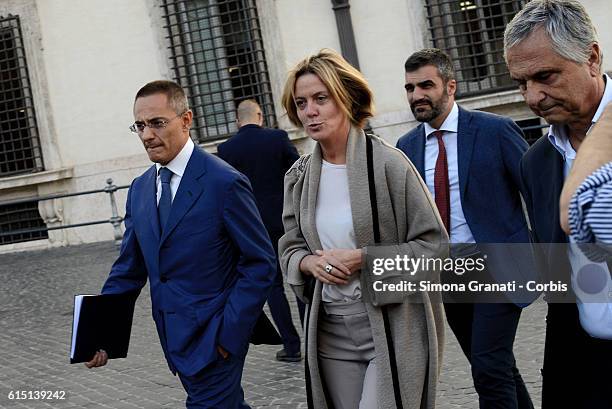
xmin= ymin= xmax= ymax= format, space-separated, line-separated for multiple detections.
xmin=70 ymin=295 xmax=93 ymax=359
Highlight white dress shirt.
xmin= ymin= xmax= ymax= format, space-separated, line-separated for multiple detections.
xmin=155 ymin=138 xmax=195 ymax=205
xmin=423 ymin=102 xmax=476 ymax=244
xmin=548 ymin=74 xmax=612 ymax=339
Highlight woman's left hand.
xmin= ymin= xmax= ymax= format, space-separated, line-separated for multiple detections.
xmin=315 ymin=249 xmax=363 ymax=274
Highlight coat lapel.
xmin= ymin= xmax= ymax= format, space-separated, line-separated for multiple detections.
xmin=159 ymin=147 xmax=206 ymax=245
xmin=301 ymin=127 xmax=445 ymax=250
xmin=457 ymin=107 xmax=476 ymax=198
xmin=346 ymin=127 xmax=375 ymax=248
xmin=530 ymin=142 xmax=567 ymax=244
xmin=303 ymin=127 xmax=374 ymax=251
xmin=408 ymin=125 xmax=426 ymax=179
xmin=548 ymin=148 xmax=567 ymax=243
xmin=303 ymin=144 xmax=323 ymax=251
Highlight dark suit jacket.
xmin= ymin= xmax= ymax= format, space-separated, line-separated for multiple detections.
xmin=218 ymin=124 xmax=299 ymax=235
xmin=520 ymin=128 xmax=612 ymax=409
xmin=397 ymin=107 xmax=537 ymax=304
xmin=101 ymin=146 xmax=276 ymax=376
xmin=520 ymin=135 xmax=567 ymax=243
xmin=519 ymin=135 xmax=573 ymax=295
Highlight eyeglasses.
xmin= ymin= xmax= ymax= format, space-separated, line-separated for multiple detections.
xmin=129 ymin=113 xmax=185 ymax=134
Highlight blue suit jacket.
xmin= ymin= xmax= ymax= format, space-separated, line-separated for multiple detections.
xmin=217 ymin=124 xmax=299 ymax=235
xmin=102 ymin=146 xmax=276 ymax=376
xmin=396 ymin=107 xmax=538 ymax=304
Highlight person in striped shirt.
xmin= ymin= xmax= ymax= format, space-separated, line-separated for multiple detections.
xmin=561 ymin=102 xmax=612 ymax=247
xmin=566 ymin=162 xmax=612 ymax=250
xmin=560 ymin=102 xmax=612 ymax=343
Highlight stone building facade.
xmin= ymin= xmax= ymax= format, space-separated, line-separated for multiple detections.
xmin=0 ymin=0 xmax=610 ymax=252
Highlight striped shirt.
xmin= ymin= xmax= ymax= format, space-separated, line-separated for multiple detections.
xmin=569 ymin=161 xmax=612 ymax=248
xmin=567 ymin=162 xmax=612 ymax=339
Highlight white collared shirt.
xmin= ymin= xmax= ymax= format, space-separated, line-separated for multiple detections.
xmin=547 ymin=74 xmax=612 ymax=339
xmin=154 ymin=138 xmax=195 ymax=204
xmin=423 ymin=102 xmax=476 ymax=244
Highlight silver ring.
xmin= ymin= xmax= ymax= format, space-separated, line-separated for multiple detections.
xmin=324 ymin=264 xmax=333 ymax=273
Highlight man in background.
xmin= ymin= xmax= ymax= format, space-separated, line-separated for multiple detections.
xmin=396 ymin=48 xmax=533 ymax=409
xmin=218 ymin=99 xmax=302 ymax=362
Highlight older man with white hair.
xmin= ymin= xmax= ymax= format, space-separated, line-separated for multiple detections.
xmin=504 ymin=1 xmax=612 ymax=408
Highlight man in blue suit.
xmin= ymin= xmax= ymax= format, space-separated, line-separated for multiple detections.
xmin=86 ymin=80 xmax=276 ymax=408
xmin=396 ymin=49 xmax=533 ymax=409
xmin=217 ymin=99 xmax=303 ymax=362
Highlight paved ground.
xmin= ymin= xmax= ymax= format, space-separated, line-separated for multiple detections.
xmin=0 ymin=242 xmax=546 ymax=408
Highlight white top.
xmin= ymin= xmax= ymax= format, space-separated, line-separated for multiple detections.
xmin=547 ymin=73 xmax=612 ymax=339
xmin=315 ymin=160 xmax=360 ymax=303
xmin=423 ymin=102 xmax=475 ymax=244
xmin=154 ymin=138 xmax=195 ymax=204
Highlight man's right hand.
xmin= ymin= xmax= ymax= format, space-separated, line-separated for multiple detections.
xmin=85 ymin=349 xmax=108 ymax=369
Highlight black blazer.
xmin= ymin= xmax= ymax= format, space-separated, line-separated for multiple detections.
xmin=520 ymin=135 xmax=574 ymax=295
xmin=218 ymin=124 xmax=299 ymax=234
xmin=520 ymin=135 xmax=567 ymax=244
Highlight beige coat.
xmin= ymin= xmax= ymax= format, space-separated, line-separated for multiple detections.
xmin=279 ymin=126 xmax=448 ymax=409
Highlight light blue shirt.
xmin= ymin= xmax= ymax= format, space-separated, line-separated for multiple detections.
xmin=548 ymin=73 xmax=612 ymax=339
xmin=424 ymin=103 xmax=475 ymax=244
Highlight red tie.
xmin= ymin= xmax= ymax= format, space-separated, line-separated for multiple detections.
xmin=433 ymin=130 xmax=450 ymax=234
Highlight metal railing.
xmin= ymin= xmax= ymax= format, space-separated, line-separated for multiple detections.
xmin=0 ymin=122 xmax=553 ymax=248
xmin=0 ymin=178 xmax=129 ymax=246
xmin=521 ymin=123 xmax=550 ymax=132
xmin=521 ymin=123 xmax=550 ymax=146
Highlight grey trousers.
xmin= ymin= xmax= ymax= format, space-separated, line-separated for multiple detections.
xmin=317 ymin=301 xmax=377 ymax=409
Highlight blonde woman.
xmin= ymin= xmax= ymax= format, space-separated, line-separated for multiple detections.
xmin=279 ymin=49 xmax=447 ymax=409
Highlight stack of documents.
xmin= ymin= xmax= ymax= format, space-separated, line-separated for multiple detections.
xmin=70 ymin=293 xmax=137 ymax=364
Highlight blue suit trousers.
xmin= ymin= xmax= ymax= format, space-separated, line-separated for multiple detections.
xmin=178 ymin=347 xmax=251 ymax=409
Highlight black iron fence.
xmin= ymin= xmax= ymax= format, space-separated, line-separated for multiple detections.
xmin=0 ymin=179 xmax=129 ymax=247
xmin=0 ymin=122 xmax=552 ymax=248
xmin=161 ymin=0 xmax=276 ymax=143
xmin=0 ymin=14 xmax=44 ymax=177
xmin=520 ymin=122 xmax=550 ymax=146
xmin=425 ymin=0 xmax=528 ymax=98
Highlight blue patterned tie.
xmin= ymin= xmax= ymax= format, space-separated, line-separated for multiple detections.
xmin=158 ymin=167 xmax=173 ymax=232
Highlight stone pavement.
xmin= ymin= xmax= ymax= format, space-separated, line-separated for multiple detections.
xmin=0 ymin=242 xmax=546 ymax=408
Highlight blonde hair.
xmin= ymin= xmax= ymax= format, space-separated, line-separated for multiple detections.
xmin=282 ymin=49 xmax=374 ymax=128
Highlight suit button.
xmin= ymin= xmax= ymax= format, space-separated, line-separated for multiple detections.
xmin=160 ymin=276 xmax=168 ymax=283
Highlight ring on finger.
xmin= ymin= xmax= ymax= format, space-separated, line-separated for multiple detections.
xmin=324 ymin=264 xmax=333 ymax=273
